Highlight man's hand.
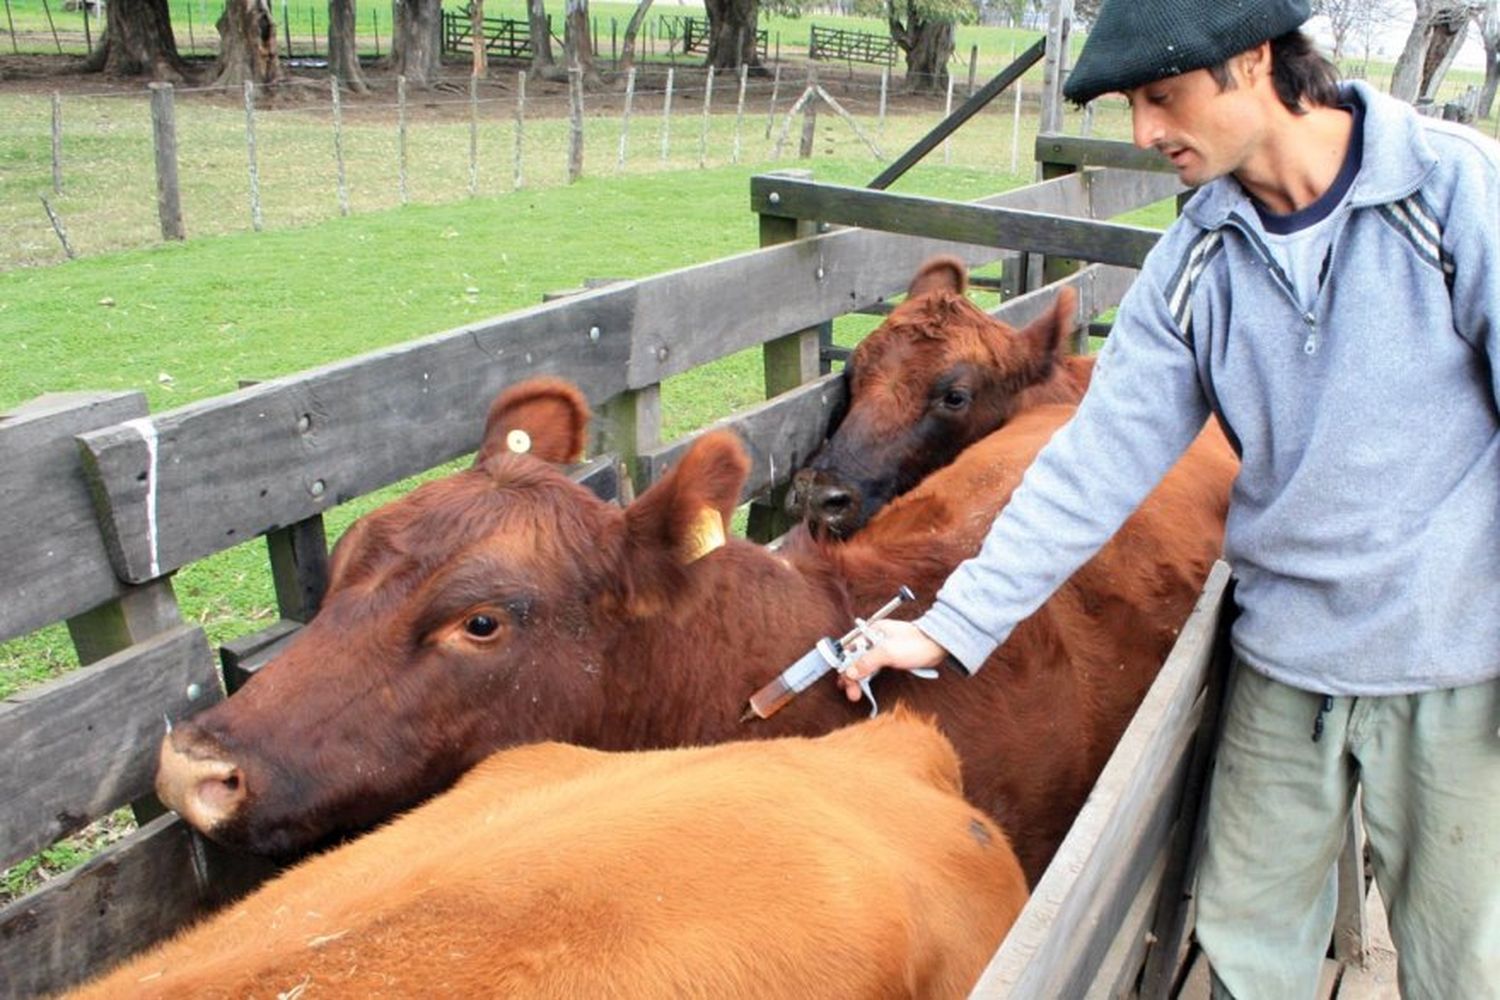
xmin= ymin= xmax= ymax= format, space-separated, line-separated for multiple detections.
xmin=837 ymin=620 xmax=950 ymax=702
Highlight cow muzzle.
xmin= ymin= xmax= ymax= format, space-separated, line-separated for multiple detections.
xmin=155 ymin=728 xmax=248 ymax=835
xmin=786 ymin=468 xmax=866 ymax=539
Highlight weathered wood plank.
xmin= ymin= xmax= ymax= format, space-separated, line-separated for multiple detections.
xmin=1084 ymin=841 xmax=1172 ymax=1000
xmin=0 ymin=392 xmax=146 ymax=643
xmin=1036 ymin=133 xmax=1177 ymax=174
xmin=971 ymin=562 xmax=1232 ymax=998
xmin=636 ymin=373 xmax=846 ymax=498
xmin=0 ymin=813 xmax=277 ymax=999
xmin=748 ymin=176 xmax=1162 ymax=268
xmin=0 ymin=625 xmax=220 ymax=870
xmin=1084 ymin=167 xmax=1185 ymax=222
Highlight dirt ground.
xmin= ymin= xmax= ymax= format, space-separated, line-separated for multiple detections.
xmin=0 ymin=49 xmax=952 ymax=121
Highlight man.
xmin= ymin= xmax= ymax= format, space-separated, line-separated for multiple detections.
xmin=841 ymin=1 xmax=1499 ymax=996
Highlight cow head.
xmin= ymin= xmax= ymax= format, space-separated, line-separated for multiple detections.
xmin=155 ymin=378 xmax=749 ymax=857
xmin=786 ymin=257 xmax=1084 ymax=539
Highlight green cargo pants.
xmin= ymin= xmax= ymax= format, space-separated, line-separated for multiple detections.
xmin=1196 ymin=662 xmax=1499 ymax=1000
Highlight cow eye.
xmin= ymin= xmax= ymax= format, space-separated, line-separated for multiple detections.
xmin=464 ymin=614 xmax=500 ymax=639
xmin=938 ymin=388 xmax=972 ymax=411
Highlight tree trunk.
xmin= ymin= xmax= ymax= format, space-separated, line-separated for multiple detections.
xmin=703 ymin=0 xmax=760 ymax=70
xmin=1419 ymin=9 xmax=1468 ymax=99
xmin=329 ymin=0 xmax=368 ymax=91
xmin=564 ymin=0 xmax=604 ymax=85
xmin=1479 ymin=2 xmax=1499 ymax=118
xmin=211 ymin=0 xmax=281 ymax=87
xmin=392 ymin=0 xmax=442 ymax=87
xmin=889 ymin=6 xmax=953 ymax=95
xmin=528 ymin=0 xmax=556 ymax=75
xmin=1390 ymin=2 xmax=1439 ymax=100
xmin=82 ymin=0 xmax=191 ymax=79
xmin=617 ymin=0 xmax=655 ymax=79
xmin=470 ymin=0 xmax=489 ymax=79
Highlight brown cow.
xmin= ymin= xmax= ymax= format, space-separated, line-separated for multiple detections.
xmin=787 ymin=256 xmax=1093 ymax=539
xmin=157 ymin=378 xmax=1234 ymax=883
xmin=75 ymin=712 xmax=1029 ymax=999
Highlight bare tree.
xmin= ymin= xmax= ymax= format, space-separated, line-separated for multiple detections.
xmin=527 ymin=0 xmax=557 ymax=77
xmin=83 ymin=0 xmax=192 ymax=78
xmin=564 ymin=0 xmax=604 ymax=85
xmin=329 ymin=0 xmax=369 ymax=91
xmin=1390 ymin=0 xmax=1481 ymax=100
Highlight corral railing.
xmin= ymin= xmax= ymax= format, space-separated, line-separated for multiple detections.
xmin=808 ymin=24 xmax=896 ymax=68
xmin=1 ymin=135 xmax=1190 ymax=995
xmin=441 ymin=9 xmax=542 ymax=59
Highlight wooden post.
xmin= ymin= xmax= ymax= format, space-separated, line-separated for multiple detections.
xmin=732 ymin=64 xmax=747 ymax=164
xmin=616 ymin=66 xmax=636 ymax=172
xmin=82 ymin=0 xmax=91 ymax=50
xmin=942 ymin=72 xmax=955 ymax=164
xmin=50 ymin=91 xmax=62 ymax=195
xmin=1081 ymin=100 xmax=1094 ymax=137
xmin=967 ymin=43 xmax=978 ymax=96
xmin=266 ymin=517 xmax=330 ymax=623
xmin=4 ymin=0 xmax=17 ymax=54
xmin=331 ymin=77 xmax=350 ymax=216
xmin=659 ymin=66 xmax=674 ymax=164
xmin=148 ymin=83 xmax=185 ymax=241
xmin=513 ymin=70 xmax=526 ymax=189
xmin=764 ymin=62 xmax=782 ymax=139
xmin=1039 ymin=0 xmax=1073 ymax=138
xmin=397 ymin=75 xmax=411 ymax=205
xmin=468 ymin=72 xmax=480 ymax=195
xmin=39 ymin=195 xmax=75 ymax=259
xmin=877 ymin=67 xmax=888 ymax=146
xmin=1010 ymin=75 xmax=1023 ymax=175
xmin=372 ymin=7 xmax=380 ymax=56
xmin=282 ymin=0 xmax=292 ymax=58
xmin=40 ymin=0 xmax=61 ymax=53
xmin=698 ymin=65 xmax=714 ymax=168
xmin=750 ymin=167 xmax=825 ymax=543
xmin=797 ymin=67 xmax=818 ymax=160
xmin=243 ymin=81 xmax=263 ymax=232
xmin=183 ymin=1 xmax=190 ymax=52
xmin=567 ymin=62 xmax=584 ymax=182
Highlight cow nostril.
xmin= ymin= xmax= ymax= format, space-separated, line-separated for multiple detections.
xmin=196 ymin=769 xmax=245 ymax=815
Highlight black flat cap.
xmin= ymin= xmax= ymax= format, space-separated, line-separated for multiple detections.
xmin=1064 ymin=0 xmax=1311 ymax=104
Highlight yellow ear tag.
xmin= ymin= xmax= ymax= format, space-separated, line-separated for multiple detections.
xmin=683 ymin=506 xmax=726 ymax=563
xmin=506 ymin=429 xmax=532 ymax=455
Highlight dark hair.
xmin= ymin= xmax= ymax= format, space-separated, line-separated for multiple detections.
xmin=1208 ymin=31 xmax=1342 ymax=114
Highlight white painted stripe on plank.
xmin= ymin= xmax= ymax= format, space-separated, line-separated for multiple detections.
xmin=121 ymin=417 xmax=162 ymax=578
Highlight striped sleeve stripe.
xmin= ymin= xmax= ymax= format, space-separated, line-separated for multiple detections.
xmin=1166 ymin=230 xmax=1224 ymax=336
xmin=1379 ymin=194 xmax=1453 ymax=281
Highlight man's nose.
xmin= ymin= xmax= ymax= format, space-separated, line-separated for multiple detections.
xmin=1132 ymin=108 xmax=1162 ymax=150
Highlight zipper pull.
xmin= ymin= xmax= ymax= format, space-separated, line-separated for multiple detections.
xmin=1302 ymin=312 xmax=1318 ymax=356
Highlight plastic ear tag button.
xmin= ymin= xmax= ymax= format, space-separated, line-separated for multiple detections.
xmin=506 ymin=429 xmax=532 ymax=454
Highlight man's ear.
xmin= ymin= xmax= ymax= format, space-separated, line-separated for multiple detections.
xmin=476 ymin=378 xmax=590 ymax=468
xmin=1239 ymin=41 xmax=1271 ymax=87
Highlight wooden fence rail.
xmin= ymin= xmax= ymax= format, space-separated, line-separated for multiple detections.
xmin=2 ymin=142 xmax=1188 ymax=997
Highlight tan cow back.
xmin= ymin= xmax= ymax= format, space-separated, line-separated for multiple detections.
xmin=72 ymin=710 xmax=1026 ymax=999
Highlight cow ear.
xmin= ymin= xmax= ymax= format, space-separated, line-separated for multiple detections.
xmin=476 ymin=378 xmax=590 ymax=467
xmin=624 ymin=430 xmax=749 ymax=567
xmin=907 ymin=255 xmax=968 ymax=298
xmin=1016 ymin=284 xmax=1079 ymax=362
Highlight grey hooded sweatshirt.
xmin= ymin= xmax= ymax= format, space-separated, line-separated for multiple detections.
xmin=917 ymin=82 xmax=1500 ymax=696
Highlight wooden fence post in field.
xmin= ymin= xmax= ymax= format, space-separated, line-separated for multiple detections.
xmin=814 ymin=85 xmax=881 ymax=160
xmin=243 ymin=81 xmax=264 ymax=232
xmin=331 ymin=77 xmax=350 ymax=216
xmin=39 ymin=195 xmax=76 ymax=259
xmin=617 ymin=66 xmax=636 ymax=172
xmin=1011 ymin=75 xmax=1023 ymax=175
xmin=371 ymin=7 xmax=380 ymax=56
xmin=878 ymin=67 xmax=888 ymax=146
xmin=50 ymin=92 xmax=62 ymax=194
xmin=148 ymin=82 xmax=185 ymax=241
xmin=4 ymin=0 xmax=17 ymax=55
xmin=732 ymin=64 xmax=747 ymax=164
xmin=943 ymin=72 xmax=955 ymax=164
xmin=797 ymin=67 xmax=818 ymax=160
xmin=764 ymin=62 xmax=782 ymax=139
xmin=1081 ymin=100 xmax=1094 ymax=137
xmin=184 ymin=2 xmax=192 ymax=52
xmin=82 ymin=0 xmax=91 ymax=50
xmin=281 ymin=0 xmax=292 ymax=57
xmin=397 ymin=74 xmax=409 ymax=205
xmin=968 ymin=44 xmax=978 ymax=96
xmin=567 ymin=62 xmax=584 ymax=182
xmin=468 ymin=73 xmax=480 ymax=196
xmin=513 ymin=70 xmax=526 ymax=189
xmin=771 ymin=83 xmax=814 ymax=160
xmin=40 ymin=0 xmax=61 ymax=53
xmin=660 ymin=66 xmax=674 ymax=164
xmin=698 ymin=65 xmax=715 ymax=168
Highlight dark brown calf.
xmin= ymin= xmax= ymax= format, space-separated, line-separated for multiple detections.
xmin=787 ymin=256 xmax=1092 ymax=538
xmin=158 ymin=379 xmax=1234 ymax=883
